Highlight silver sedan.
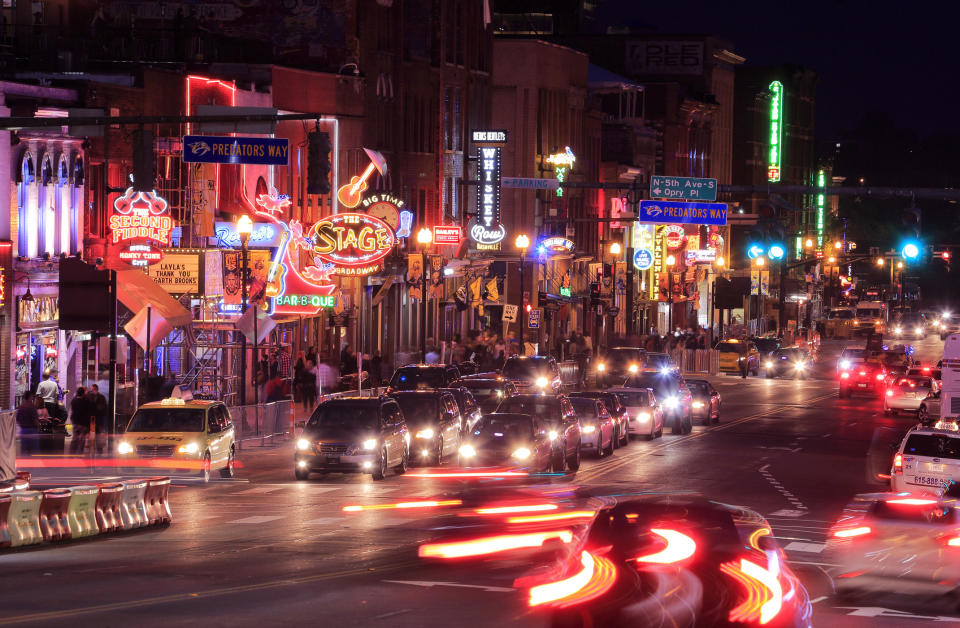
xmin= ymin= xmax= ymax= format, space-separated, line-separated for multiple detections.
xmin=883 ymin=376 xmax=934 ymax=415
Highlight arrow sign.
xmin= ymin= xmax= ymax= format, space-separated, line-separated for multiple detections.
xmin=649 ymin=176 xmax=717 ymax=201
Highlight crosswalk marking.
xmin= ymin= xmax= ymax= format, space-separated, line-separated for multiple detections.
xmin=784 ymin=541 xmax=826 ymax=553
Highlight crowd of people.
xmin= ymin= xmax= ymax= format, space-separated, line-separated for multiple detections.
xmin=15 ymin=369 xmax=108 ymax=455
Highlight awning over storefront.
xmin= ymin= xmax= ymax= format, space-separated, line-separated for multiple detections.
xmin=117 ymin=269 xmax=192 ymax=350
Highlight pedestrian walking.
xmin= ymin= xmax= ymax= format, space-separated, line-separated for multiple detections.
xmin=16 ymin=391 xmax=40 ymax=454
xmin=36 ymin=369 xmax=62 ymax=421
xmin=88 ymin=384 xmax=108 ymax=454
xmin=69 ymin=387 xmax=92 ymax=454
xmin=300 ymin=360 xmax=318 ymax=411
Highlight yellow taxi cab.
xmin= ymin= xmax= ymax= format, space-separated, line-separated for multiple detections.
xmin=715 ymin=339 xmax=760 ymax=375
xmin=116 ymin=396 xmax=236 ymax=482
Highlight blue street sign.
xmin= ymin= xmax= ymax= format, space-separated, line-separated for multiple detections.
xmin=638 ymin=200 xmax=727 ymax=226
xmin=633 ymin=249 xmax=654 ymax=270
xmin=649 ymin=176 xmax=718 ymax=201
xmin=183 ymin=135 xmax=290 ymax=166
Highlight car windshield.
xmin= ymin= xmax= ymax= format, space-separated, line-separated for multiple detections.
xmin=473 ymin=416 xmax=534 ymax=441
xmin=570 ymin=399 xmax=599 ymax=419
xmin=126 ymin=408 xmax=205 ymax=432
xmin=306 ymin=403 xmax=379 ymax=431
xmin=625 ymin=374 xmax=678 ymax=398
xmin=614 ymin=391 xmax=650 ymax=407
xmin=686 ymin=381 xmax=710 ymax=396
xmin=646 ymin=354 xmax=672 ymax=367
xmin=857 ymin=308 xmax=883 ymax=318
xmin=462 ymin=381 xmax=506 ymax=399
xmin=391 ymin=396 xmax=439 ymax=424
xmin=606 ymin=349 xmax=644 ymax=366
xmin=903 ymin=434 xmax=960 ymax=459
xmin=502 ymin=359 xmax=552 ymax=379
xmin=828 ymin=310 xmax=855 ymax=319
xmin=716 ymin=342 xmax=747 ymax=354
xmin=773 ymin=349 xmax=802 ymax=359
xmin=390 ymin=368 xmax=445 ymax=390
xmin=753 ymin=338 xmax=780 ymax=353
xmin=842 ymin=349 xmax=867 ymax=360
xmin=497 ymin=398 xmax=560 ymax=418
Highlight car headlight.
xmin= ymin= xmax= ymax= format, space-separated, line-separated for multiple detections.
xmin=117 ymin=441 xmax=133 ymax=455
xmin=637 ymin=412 xmax=651 ymax=422
xmin=794 ymin=361 xmax=807 ymax=370
xmin=535 ymin=376 xmax=549 ymax=388
xmin=764 ymin=361 xmax=774 ymax=369
xmin=628 ymin=364 xmax=639 ymax=373
xmin=296 ymin=438 xmax=312 ymax=451
xmin=415 ymin=428 xmax=435 ymax=439
xmin=915 ymin=326 xmax=924 ymax=334
xmin=692 ymin=401 xmax=704 ymax=409
xmin=663 ymin=397 xmax=679 ymax=409
xmin=548 ymin=430 xmax=558 ymax=441
xmin=596 ymin=362 xmax=606 ymax=372
xmin=582 ymin=425 xmax=596 ymax=434
xmin=660 ymin=366 xmax=672 ymax=374
xmin=512 ymin=447 xmax=531 ymax=460
xmin=177 ymin=442 xmax=200 ymax=454
xmin=362 ymin=438 xmax=378 ymax=450
xmin=894 ymin=326 xmax=903 ymax=334
xmin=839 ymin=360 xmax=850 ymax=370
xmin=459 ymin=444 xmax=476 ymax=458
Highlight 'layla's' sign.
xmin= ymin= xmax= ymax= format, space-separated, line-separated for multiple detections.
xmin=109 ymin=187 xmax=174 ymax=267
xmin=311 ymin=212 xmax=396 ymax=276
xmin=469 ymin=139 xmax=505 ymax=247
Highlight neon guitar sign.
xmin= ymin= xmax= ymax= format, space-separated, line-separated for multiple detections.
xmin=337 ymin=148 xmax=388 ymax=208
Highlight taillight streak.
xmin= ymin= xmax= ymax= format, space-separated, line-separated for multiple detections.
xmin=887 ymin=498 xmax=937 ymax=506
xmin=507 ymin=511 xmax=595 ymax=524
xmin=342 ymin=499 xmax=462 ymax=512
xmin=527 ymin=550 xmax=617 ymax=608
xmin=419 ymin=530 xmax=573 ymax=558
xmin=635 ymin=528 xmax=697 ymax=564
xmin=475 ymin=504 xmax=558 ymax=515
xmin=720 ymin=558 xmax=783 ymax=625
xmin=833 ymin=526 xmax=871 ymax=538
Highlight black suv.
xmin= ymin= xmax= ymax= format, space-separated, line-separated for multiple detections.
xmin=387 ymin=364 xmax=461 ymax=392
xmin=389 ymin=391 xmax=462 ymax=465
xmin=295 ymin=397 xmax=409 ymax=481
xmin=496 ymin=393 xmax=581 ymax=471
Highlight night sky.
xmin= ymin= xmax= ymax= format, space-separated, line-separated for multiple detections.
xmin=598 ymin=1 xmax=960 ymax=141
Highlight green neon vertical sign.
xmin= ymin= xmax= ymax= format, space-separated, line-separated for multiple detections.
xmin=816 ymin=169 xmax=825 ymax=248
xmin=768 ymin=81 xmax=784 ymax=183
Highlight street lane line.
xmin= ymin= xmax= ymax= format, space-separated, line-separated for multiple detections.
xmin=226 ymin=515 xmax=284 ymax=524
xmin=383 ymin=580 xmax=515 ymax=592
xmin=305 ymin=517 xmax=341 ymax=525
xmin=784 ymin=541 xmax=826 ymax=553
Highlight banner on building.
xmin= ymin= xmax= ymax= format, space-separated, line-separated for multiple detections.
xmin=148 ymin=253 xmax=200 ymax=294
xmin=407 ymin=254 xmax=423 ymax=301
xmin=761 ymin=270 xmax=770 ymax=296
xmin=191 ymin=162 xmax=216 ymax=238
xmin=750 ymin=270 xmax=760 ymax=296
xmin=615 ymin=262 xmax=627 ymax=295
xmin=485 ymin=278 xmax=500 ymax=303
xmin=429 ymin=255 xmax=445 ymax=300
xmin=204 ymin=250 xmax=223 ymax=298
xmin=222 ymin=250 xmax=271 ymax=307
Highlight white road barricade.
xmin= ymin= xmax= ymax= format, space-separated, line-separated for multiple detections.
xmin=67 ymin=486 xmax=100 ymax=538
xmin=119 ymin=480 xmax=148 ymax=529
xmin=8 ymin=491 xmax=42 ymax=547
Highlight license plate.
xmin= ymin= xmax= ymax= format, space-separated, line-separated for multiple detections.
xmin=326 ymin=457 xmax=340 ymax=464
xmin=857 ymin=383 xmax=868 ymax=388
xmin=910 ymin=475 xmax=946 ymax=487
xmin=923 ymin=463 xmax=947 ymax=473
xmin=905 ymin=392 xmax=916 ymax=398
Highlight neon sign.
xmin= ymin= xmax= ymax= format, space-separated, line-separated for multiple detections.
xmin=360 ymin=192 xmax=404 ymax=231
xmin=541 ymin=237 xmax=574 ymax=254
xmin=547 ymin=147 xmax=576 ymax=198
xmin=310 ymin=212 xmax=395 ymax=273
xmin=274 ymin=294 xmax=336 ymax=309
xmin=109 ymin=187 xmax=173 ymax=267
xmin=663 ymin=225 xmax=685 ymax=249
xmin=432 ymin=225 xmax=462 ymax=245
xmin=767 ymin=81 xmax=783 ymax=182
xmin=469 ymin=144 xmax=505 ymax=246
xmin=816 ymin=169 xmax=825 ymax=248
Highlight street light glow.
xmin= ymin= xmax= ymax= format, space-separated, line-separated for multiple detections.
xmin=515 ymin=234 xmax=530 ymax=249
xmin=827 ymin=256 xmax=836 ymax=263
xmin=715 ymin=256 xmax=725 ymax=267
xmin=755 ymin=256 xmax=766 ymax=266
xmin=804 ymin=238 xmax=813 ymax=248
xmin=876 ymin=257 xmax=885 ymax=266
xmin=237 ymin=214 xmax=254 ymax=237
xmin=609 ymin=242 xmax=621 ymax=256
xmin=897 ymin=261 xmax=904 ymax=269
xmin=665 ymin=254 xmax=676 ymax=266
xmin=834 ymin=241 xmax=842 ymax=249
xmin=417 ymin=227 xmax=433 ymax=245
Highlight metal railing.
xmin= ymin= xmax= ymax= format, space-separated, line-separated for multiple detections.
xmin=227 ymin=400 xmax=292 ymax=450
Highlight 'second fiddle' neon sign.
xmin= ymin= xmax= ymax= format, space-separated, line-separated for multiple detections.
xmin=109 ymin=187 xmax=173 ymax=267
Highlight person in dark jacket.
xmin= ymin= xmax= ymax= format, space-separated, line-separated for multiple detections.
xmin=69 ymin=387 xmax=93 ymax=454
xmin=88 ymin=384 xmax=108 ymax=454
xmin=16 ymin=391 xmax=40 ymax=454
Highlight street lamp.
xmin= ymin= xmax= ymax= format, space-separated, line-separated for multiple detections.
xmin=834 ymin=240 xmax=843 ymax=250
xmin=827 ymin=256 xmax=836 ymax=264
xmin=237 ymin=214 xmax=253 ymax=406
xmin=715 ymin=256 xmax=725 ymax=268
xmin=609 ymin=242 xmax=621 ymax=256
xmin=515 ymin=234 xmax=530 ymax=354
xmin=417 ymin=227 xmax=432 ymax=361
xmin=665 ymin=254 xmax=676 ymax=333
xmin=804 ymin=238 xmax=814 ymax=249
xmin=755 ymin=256 xmax=766 ymax=267
xmin=876 ymin=257 xmax=885 ymax=266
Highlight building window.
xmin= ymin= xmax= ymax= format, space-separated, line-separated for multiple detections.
xmin=39 ymin=155 xmax=54 ymax=256
xmin=17 ymin=154 xmax=35 ymax=258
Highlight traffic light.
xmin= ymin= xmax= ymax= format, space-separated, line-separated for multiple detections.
xmin=902 ymin=207 xmax=922 ymax=238
xmin=307 ymin=131 xmax=331 ymax=195
xmin=936 ymin=250 xmax=952 ymax=272
xmin=767 ymin=243 xmax=786 ymax=261
xmin=900 ymin=240 xmax=921 ymax=261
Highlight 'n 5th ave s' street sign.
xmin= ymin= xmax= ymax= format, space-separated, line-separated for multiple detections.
xmin=183 ymin=135 xmax=290 ymax=166
xmin=638 ymin=200 xmax=727 ymax=226
xmin=649 ymin=175 xmax=717 ymax=201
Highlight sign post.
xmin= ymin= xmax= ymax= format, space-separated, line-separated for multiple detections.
xmin=638 ymin=200 xmax=728 ymax=226
xmin=183 ymin=135 xmax=290 ymax=166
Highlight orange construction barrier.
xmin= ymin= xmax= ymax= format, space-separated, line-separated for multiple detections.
xmin=144 ymin=477 xmax=172 ymax=525
xmin=96 ymin=483 xmax=124 ymax=533
xmin=39 ymin=488 xmax=72 ymax=542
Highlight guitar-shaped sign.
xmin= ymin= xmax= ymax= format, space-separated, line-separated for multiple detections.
xmin=336 ymin=148 xmax=388 ymax=208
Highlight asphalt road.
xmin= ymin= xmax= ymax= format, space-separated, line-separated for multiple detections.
xmin=4 ymin=335 xmax=957 ymax=627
